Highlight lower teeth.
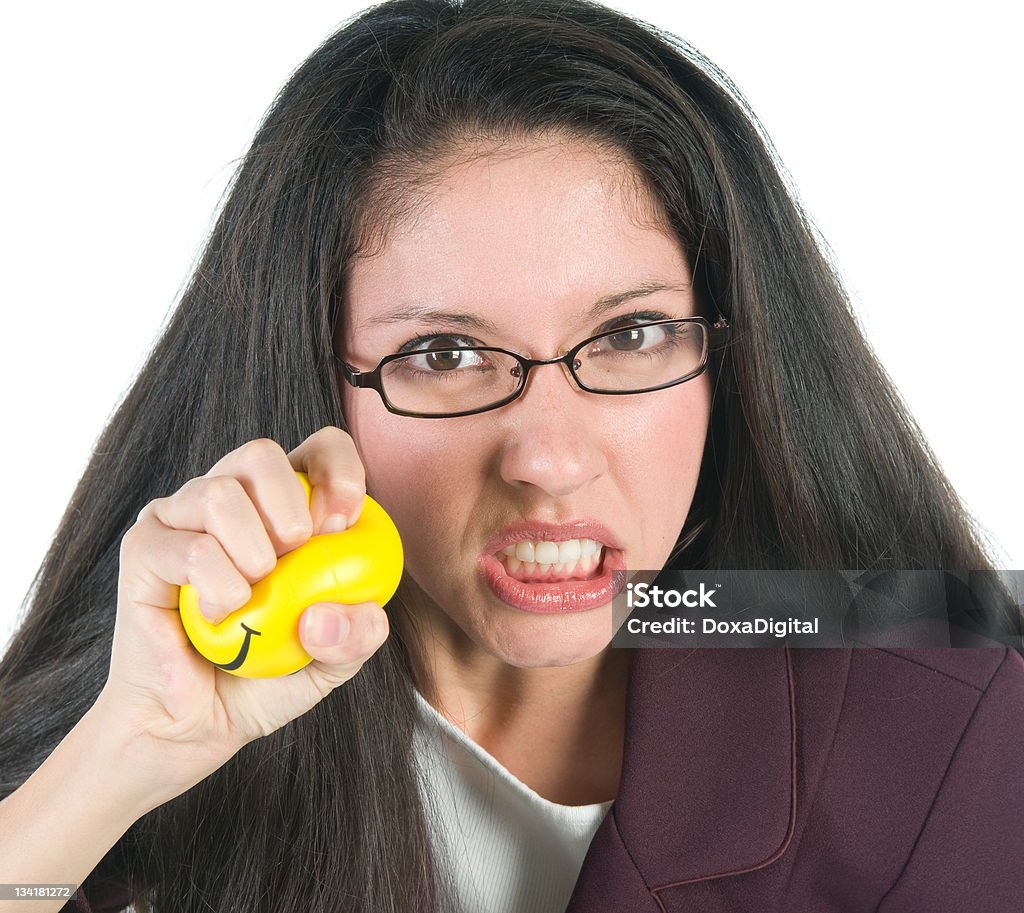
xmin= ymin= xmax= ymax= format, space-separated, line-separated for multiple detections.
xmin=500 ymin=551 xmax=603 ymax=581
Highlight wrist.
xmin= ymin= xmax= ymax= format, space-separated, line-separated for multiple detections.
xmin=82 ymin=689 xmax=247 ymax=814
xmin=75 ymin=698 xmax=187 ymax=818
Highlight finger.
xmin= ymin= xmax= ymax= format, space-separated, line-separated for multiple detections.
xmin=287 ymin=426 xmax=366 ymax=534
xmin=144 ymin=477 xmax=278 ymax=585
xmin=204 ymin=438 xmax=313 ymax=554
xmin=123 ymin=522 xmax=253 ymax=623
xmin=297 ymin=602 xmax=389 ymax=687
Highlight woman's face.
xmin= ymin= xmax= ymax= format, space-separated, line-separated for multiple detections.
xmin=337 ymin=137 xmax=712 ymax=669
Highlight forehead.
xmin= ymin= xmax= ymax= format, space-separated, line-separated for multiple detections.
xmin=354 ymin=134 xmax=669 ymax=250
xmin=341 ymin=137 xmax=691 ymax=341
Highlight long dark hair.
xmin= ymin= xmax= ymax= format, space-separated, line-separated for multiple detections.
xmin=1 ymin=0 xmax=1018 ymax=910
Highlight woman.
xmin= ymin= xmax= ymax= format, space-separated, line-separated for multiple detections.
xmin=1 ymin=0 xmax=1021 ymax=911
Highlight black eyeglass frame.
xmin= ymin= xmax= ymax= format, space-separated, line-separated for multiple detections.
xmin=333 ymin=315 xmax=731 ymax=418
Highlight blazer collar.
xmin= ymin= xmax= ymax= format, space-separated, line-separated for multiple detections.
xmin=613 ymin=646 xmax=798 ymax=888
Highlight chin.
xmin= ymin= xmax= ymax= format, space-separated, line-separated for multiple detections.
xmin=481 ymin=622 xmax=615 ymax=669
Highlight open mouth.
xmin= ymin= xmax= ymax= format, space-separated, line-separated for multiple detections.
xmin=496 ymin=537 xmax=606 ymax=583
xmin=480 ymin=539 xmax=625 ymax=614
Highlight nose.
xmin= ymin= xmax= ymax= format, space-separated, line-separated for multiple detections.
xmin=496 ymin=358 xmax=609 ymax=498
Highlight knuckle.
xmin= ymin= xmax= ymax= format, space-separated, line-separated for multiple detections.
xmin=239 ymin=437 xmax=284 ymax=466
xmin=250 ymin=549 xmax=277 ymax=579
xmin=198 ymin=475 xmax=245 ymax=515
xmin=327 ymin=475 xmax=366 ymax=504
xmin=311 ymin=425 xmax=352 ymax=447
xmin=356 ymin=613 xmax=387 ymax=653
xmin=119 ymin=523 xmax=141 ymax=558
xmin=182 ymin=533 xmax=219 ymax=572
xmin=223 ymin=578 xmax=252 ymax=610
xmin=135 ymin=498 xmax=161 ymax=525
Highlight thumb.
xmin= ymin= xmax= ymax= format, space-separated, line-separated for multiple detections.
xmin=297 ymin=602 xmax=389 ymax=687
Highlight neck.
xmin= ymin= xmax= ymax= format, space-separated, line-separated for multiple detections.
xmin=396 ymin=588 xmax=633 ymax=806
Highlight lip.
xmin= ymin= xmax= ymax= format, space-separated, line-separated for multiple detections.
xmin=478 ymin=519 xmax=626 ymax=614
xmin=482 ymin=519 xmax=624 ymax=556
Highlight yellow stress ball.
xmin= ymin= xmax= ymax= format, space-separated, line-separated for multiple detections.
xmin=179 ymin=471 xmax=404 ymax=678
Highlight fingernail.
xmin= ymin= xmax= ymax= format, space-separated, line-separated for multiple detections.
xmin=320 ymin=513 xmax=351 ymax=534
xmin=306 ymin=605 xmax=350 ymax=646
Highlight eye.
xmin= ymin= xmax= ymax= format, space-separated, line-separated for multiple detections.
xmin=397 ymin=334 xmax=487 ymax=373
xmin=592 ymin=311 xmax=686 ymax=355
xmin=604 ymin=323 xmax=671 ymax=351
xmin=417 ymin=348 xmax=464 ymax=372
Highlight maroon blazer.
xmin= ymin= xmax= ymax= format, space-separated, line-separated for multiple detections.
xmin=567 ymin=645 xmax=1024 ymax=912
xmin=69 ymin=646 xmax=1024 ymax=912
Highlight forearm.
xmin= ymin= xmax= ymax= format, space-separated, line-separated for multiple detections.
xmin=0 ymin=702 xmax=162 ymax=913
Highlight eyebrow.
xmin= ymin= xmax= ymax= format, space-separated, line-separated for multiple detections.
xmin=357 ymin=280 xmax=692 ymax=331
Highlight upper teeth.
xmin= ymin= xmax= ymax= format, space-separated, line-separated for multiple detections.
xmin=499 ymin=538 xmax=603 ymax=565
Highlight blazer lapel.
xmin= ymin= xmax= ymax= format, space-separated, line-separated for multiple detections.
xmin=567 ymin=646 xmax=797 ymax=910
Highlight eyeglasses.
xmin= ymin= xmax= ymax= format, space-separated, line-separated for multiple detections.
xmin=333 ymin=316 xmax=730 ymax=419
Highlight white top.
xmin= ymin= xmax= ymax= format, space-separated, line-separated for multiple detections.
xmin=412 ymin=689 xmax=614 ymax=913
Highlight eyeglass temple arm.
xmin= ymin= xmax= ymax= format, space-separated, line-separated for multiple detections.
xmin=709 ymin=314 xmax=730 ymax=350
xmin=333 ymin=354 xmax=380 ymax=390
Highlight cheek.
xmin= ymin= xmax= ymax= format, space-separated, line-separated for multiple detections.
xmin=342 ymin=389 xmax=472 ymax=553
xmin=617 ymin=380 xmax=711 ymax=535
xmin=351 ymin=421 xmax=442 ymax=505
xmin=617 ymin=376 xmax=711 ymax=470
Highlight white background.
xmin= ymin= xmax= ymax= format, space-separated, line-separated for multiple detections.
xmin=2 ymin=1 xmax=1020 ymax=653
